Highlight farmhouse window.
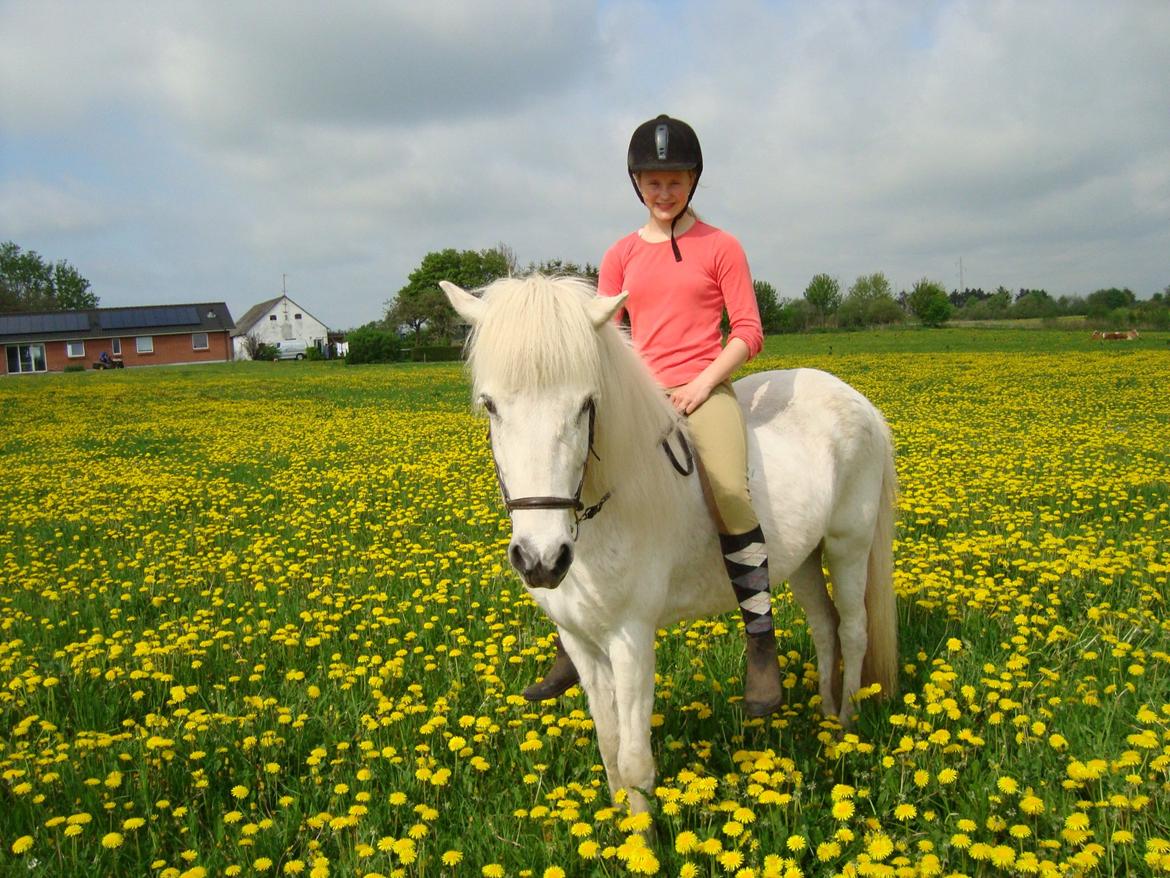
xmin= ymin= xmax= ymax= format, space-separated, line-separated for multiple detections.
xmin=269 ymin=315 xmax=277 ymax=321
xmin=136 ymin=336 xmax=154 ymax=354
xmin=294 ymin=313 xmax=302 ymax=319
xmin=5 ymin=343 xmax=47 ymax=374
xmin=112 ymin=338 xmax=122 ymax=356
xmin=192 ymin=332 xmax=209 ymax=350
xmin=66 ymin=340 xmax=86 ymax=358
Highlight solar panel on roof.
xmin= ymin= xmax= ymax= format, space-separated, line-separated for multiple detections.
xmin=0 ymin=312 xmax=90 ymax=336
xmin=98 ymin=306 xmax=200 ymax=330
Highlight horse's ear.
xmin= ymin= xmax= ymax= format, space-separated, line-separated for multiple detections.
xmin=587 ymin=291 xmax=628 ymax=329
xmin=439 ymin=281 xmax=486 ymax=326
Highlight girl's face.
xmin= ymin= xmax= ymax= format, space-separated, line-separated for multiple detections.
xmin=636 ymin=170 xmax=694 ymax=224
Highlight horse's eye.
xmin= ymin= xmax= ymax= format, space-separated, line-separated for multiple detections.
xmin=481 ymin=396 xmax=497 ymax=415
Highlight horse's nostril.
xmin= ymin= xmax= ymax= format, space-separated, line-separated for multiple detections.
xmin=509 ymin=541 xmax=531 ymax=574
xmin=552 ymin=543 xmax=573 ymax=577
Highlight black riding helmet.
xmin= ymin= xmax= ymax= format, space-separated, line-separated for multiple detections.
xmin=627 ymin=114 xmax=703 ymax=261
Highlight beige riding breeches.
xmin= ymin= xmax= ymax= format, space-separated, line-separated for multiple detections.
xmin=672 ymin=381 xmax=759 ymax=537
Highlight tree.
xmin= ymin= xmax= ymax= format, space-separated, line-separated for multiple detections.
xmin=838 ymin=272 xmax=902 ymax=328
xmin=1 ymin=241 xmax=98 ymax=312
xmin=346 ymin=324 xmax=403 ymax=364
xmin=803 ymin=274 xmax=841 ymax=325
xmin=1086 ymin=287 xmax=1136 ymax=316
xmin=908 ymin=278 xmax=952 ymax=327
xmin=386 ymin=247 xmax=510 ymax=342
xmin=522 ymin=258 xmax=600 ymax=282
xmin=774 ymin=298 xmax=813 ymax=333
xmin=1011 ymin=289 xmax=1058 ymax=319
xmin=754 ymin=280 xmax=784 ymax=334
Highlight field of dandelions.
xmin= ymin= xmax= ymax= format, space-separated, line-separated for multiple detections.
xmin=2 ymin=332 xmax=1168 ymax=878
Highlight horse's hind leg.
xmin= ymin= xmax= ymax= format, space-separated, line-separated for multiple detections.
xmin=823 ymin=534 xmax=871 ymax=727
xmin=788 ymin=546 xmax=842 ymax=719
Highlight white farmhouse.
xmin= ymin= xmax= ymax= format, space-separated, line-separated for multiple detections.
xmin=232 ymin=295 xmax=329 ymax=360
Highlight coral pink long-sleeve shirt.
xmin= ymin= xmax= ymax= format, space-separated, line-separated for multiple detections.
xmin=597 ymin=220 xmax=763 ymax=387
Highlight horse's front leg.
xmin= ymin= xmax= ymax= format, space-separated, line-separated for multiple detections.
xmin=607 ymin=625 xmax=657 ymax=815
xmin=559 ymin=630 xmax=623 ymax=796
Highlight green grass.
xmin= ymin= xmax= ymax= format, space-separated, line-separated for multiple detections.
xmin=761 ymin=325 xmax=1170 ymax=356
xmin=1 ymin=336 xmax=1168 ymax=877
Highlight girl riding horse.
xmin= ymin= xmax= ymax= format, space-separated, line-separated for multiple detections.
xmin=523 ymin=114 xmax=784 ymax=717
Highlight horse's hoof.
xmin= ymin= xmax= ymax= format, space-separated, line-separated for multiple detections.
xmin=744 ymin=695 xmax=784 ymax=718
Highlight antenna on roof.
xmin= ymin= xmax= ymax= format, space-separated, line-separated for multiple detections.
xmin=282 ymin=274 xmax=287 ymax=296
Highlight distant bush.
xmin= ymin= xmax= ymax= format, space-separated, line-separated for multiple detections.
xmin=772 ymin=299 xmax=814 ymax=334
xmin=346 ymin=327 xmax=403 ymax=364
xmin=304 ymin=346 xmax=325 ymax=361
xmin=63 ymin=363 xmax=86 ymax=373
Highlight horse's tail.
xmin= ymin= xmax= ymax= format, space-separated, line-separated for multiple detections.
xmin=861 ymin=422 xmax=899 ymax=700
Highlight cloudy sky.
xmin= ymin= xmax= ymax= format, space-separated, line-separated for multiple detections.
xmin=3 ymin=1 xmax=1168 ymax=329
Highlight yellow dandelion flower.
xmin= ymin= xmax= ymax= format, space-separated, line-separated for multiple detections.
xmin=231 ymin=785 xmax=249 ymax=800
xmin=831 ymin=800 xmax=855 ymax=820
xmin=578 ymin=840 xmax=600 ymax=859
xmin=866 ymin=833 xmax=893 ymax=861
xmin=620 ymin=812 xmax=653 ymax=834
xmin=253 ymin=858 xmax=273 ymax=871
xmin=894 ymin=803 xmax=917 ymax=821
xmin=101 ymin=832 xmax=124 ymax=849
xmin=676 ymin=831 xmax=699 ymax=854
xmin=12 ymin=836 xmax=34 ymax=855
xmin=718 ymin=849 xmax=744 ymax=871
xmin=722 ymin=820 xmax=744 ymax=838
xmin=543 ymin=868 xmax=566 ymax=878
xmin=482 ymin=866 xmax=505 ymax=878
xmin=441 ymin=851 xmax=463 ymax=866
xmin=1020 ymin=794 xmax=1045 ymax=815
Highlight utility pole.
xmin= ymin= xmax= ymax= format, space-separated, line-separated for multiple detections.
xmin=958 ymin=257 xmax=964 ymax=293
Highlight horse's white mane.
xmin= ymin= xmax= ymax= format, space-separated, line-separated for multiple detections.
xmin=465 ymin=274 xmax=689 ymax=511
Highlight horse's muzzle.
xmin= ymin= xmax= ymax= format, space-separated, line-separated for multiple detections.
xmin=509 ymin=538 xmax=573 ymax=589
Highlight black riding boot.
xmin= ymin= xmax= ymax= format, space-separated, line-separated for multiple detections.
xmin=720 ymin=526 xmax=783 ymax=717
xmin=522 ymin=635 xmax=580 ymax=701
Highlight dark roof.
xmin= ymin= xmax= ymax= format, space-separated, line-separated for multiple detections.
xmin=231 ymin=296 xmax=284 ymax=336
xmin=0 ymin=303 xmax=235 ymax=343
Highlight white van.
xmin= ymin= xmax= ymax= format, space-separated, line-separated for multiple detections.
xmin=274 ymin=340 xmax=310 ymax=360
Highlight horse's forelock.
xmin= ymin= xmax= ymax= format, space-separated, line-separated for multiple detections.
xmin=466 ymin=275 xmax=606 ymax=395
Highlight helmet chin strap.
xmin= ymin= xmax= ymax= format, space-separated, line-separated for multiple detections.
xmin=668 ymin=181 xmax=699 ymax=262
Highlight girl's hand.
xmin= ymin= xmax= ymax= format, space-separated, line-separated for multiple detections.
xmin=670 ymin=379 xmax=713 ymax=415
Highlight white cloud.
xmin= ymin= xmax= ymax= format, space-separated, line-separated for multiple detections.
xmin=2 ymin=0 xmax=1168 ymax=327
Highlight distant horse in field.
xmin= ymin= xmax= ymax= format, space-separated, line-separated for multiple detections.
xmin=1092 ymin=329 xmax=1139 ymax=340
xmin=441 ymin=275 xmax=898 ymax=814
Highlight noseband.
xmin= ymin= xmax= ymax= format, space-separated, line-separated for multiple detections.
xmin=488 ymin=399 xmax=611 ymax=540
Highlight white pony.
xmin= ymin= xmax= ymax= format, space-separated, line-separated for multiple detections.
xmin=441 ymin=275 xmax=898 ymax=815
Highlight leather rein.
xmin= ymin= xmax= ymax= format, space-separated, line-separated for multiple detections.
xmin=488 ymin=399 xmax=694 ymax=539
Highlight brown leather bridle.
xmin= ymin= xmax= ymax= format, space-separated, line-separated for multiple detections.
xmin=487 ymin=398 xmax=694 ymax=540
xmin=488 ymin=398 xmax=611 ymax=540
